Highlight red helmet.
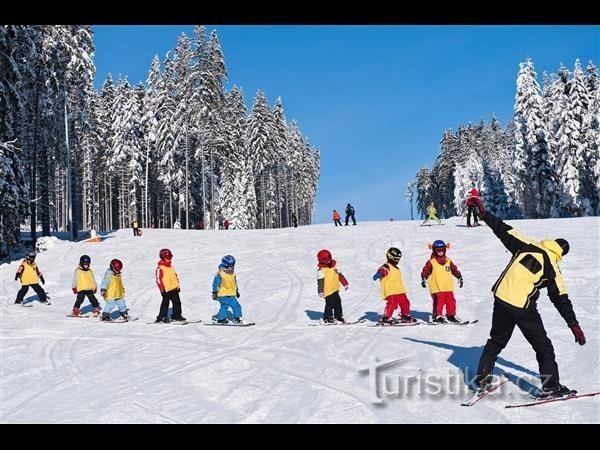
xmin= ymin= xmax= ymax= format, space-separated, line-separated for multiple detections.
xmin=317 ymin=249 xmax=332 ymax=265
xmin=159 ymin=248 xmax=173 ymax=260
xmin=110 ymin=259 xmax=123 ymax=273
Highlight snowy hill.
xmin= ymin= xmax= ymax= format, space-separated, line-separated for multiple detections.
xmin=1 ymin=216 xmax=598 ymax=423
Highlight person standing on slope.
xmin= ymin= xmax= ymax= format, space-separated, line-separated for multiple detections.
xmin=316 ymin=249 xmax=349 ymax=323
xmin=155 ymin=248 xmax=186 ymax=323
xmin=422 ymin=201 xmax=442 ymax=225
xmin=465 ymin=187 xmax=481 ymax=228
xmin=420 ymin=240 xmax=463 ymax=323
xmin=467 ymin=196 xmax=586 ymax=399
xmin=211 ymin=255 xmax=245 ymax=324
xmin=71 ymin=255 xmax=101 ymax=317
xmin=14 ymin=251 xmax=48 ymax=304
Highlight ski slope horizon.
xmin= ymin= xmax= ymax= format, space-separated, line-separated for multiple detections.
xmin=1 ymin=216 xmax=598 ymax=423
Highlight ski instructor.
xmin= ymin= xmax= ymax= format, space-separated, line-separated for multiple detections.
xmin=467 ymin=196 xmax=586 ymax=399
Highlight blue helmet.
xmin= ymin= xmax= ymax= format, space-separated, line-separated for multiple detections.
xmin=80 ymin=254 xmax=91 ymax=266
xmin=432 ymin=240 xmax=446 ymax=249
xmin=221 ymin=255 xmax=236 ymax=268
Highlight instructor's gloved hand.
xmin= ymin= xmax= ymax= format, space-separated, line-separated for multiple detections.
xmin=212 ymin=292 xmax=218 ymax=301
xmin=421 ymin=278 xmax=427 ymax=288
xmin=569 ymin=322 xmax=586 ymax=345
xmin=459 ymin=278 xmax=464 ymax=288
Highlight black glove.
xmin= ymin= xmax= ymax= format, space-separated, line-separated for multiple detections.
xmin=421 ymin=278 xmax=427 ymax=288
xmin=569 ymin=322 xmax=586 ymax=345
xmin=15 ymin=274 xmax=19 ymax=281
xmin=176 ymin=287 xmax=181 ymax=293
xmin=212 ymin=292 xmax=218 ymax=300
xmin=236 ymin=291 xmax=240 ymax=298
xmin=459 ymin=278 xmax=463 ymax=288
xmin=40 ymin=276 xmax=45 ymax=285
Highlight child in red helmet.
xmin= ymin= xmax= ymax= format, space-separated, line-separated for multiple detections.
xmin=100 ymin=259 xmax=129 ymax=321
xmin=316 ymin=249 xmax=349 ymax=323
xmin=373 ymin=247 xmax=417 ymax=324
xmin=155 ymin=248 xmax=186 ymax=323
xmin=421 ymin=240 xmax=464 ymax=323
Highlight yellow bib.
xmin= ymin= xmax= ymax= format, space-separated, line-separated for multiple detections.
xmin=427 ymin=258 xmax=455 ymax=294
xmin=321 ymin=267 xmax=341 ymax=297
xmin=76 ymin=268 xmax=97 ymax=291
xmin=19 ymin=261 xmax=40 ymax=285
xmin=379 ymin=264 xmax=407 ymax=298
xmin=104 ymin=272 xmax=125 ymax=300
xmin=217 ymin=270 xmax=237 ymax=296
xmin=160 ymin=265 xmax=180 ymax=292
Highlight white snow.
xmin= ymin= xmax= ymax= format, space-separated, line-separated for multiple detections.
xmin=1 ymin=216 xmax=598 ymax=423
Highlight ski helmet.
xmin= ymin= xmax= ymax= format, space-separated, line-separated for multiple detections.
xmin=79 ymin=255 xmax=91 ymax=266
xmin=432 ymin=240 xmax=447 ymax=256
xmin=110 ymin=258 xmax=123 ymax=274
xmin=221 ymin=255 xmax=236 ymax=268
xmin=25 ymin=251 xmax=36 ymax=262
xmin=159 ymin=248 xmax=173 ymax=260
xmin=554 ymin=238 xmax=569 ymax=257
xmin=317 ymin=249 xmax=332 ymax=265
xmin=386 ymin=247 xmax=402 ymax=263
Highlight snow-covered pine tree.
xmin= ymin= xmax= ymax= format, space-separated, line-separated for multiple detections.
xmin=415 ymin=166 xmax=432 ymax=218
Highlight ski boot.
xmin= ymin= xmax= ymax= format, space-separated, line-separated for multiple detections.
xmin=446 ymin=315 xmax=461 ymax=323
xmin=322 ymin=317 xmax=335 ymax=324
xmin=232 ymin=317 xmax=244 ymax=325
xmin=93 ymin=307 xmax=101 ymax=317
xmin=335 ymin=317 xmax=347 ymax=324
xmin=400 ymin=314 xmax=417 ymax=323
xmin=213 ymin=317 xmax=229 ymax=324
xmin=171 ymin=315 xmax=187 ymax=322
xmin=378 ymin=316 xmax=394 ymax=326
xmin=119 ymin=310 xmax=129 ymax=321
xmin=155 ymin=316 xmax=170 ymax=323
xmin=101 ymin=312 xmax=112 ymax=322
xmin=538 ymin=384 xmax=576 ymax=399
xmin=475 ymin=375 xmax=493 ymax=394
xmin=434 ymin=315 xmax=447 ymax=324
xmin=72 ymin=307 xmax=80 ymax=317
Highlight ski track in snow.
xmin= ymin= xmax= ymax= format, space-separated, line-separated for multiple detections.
xmin=1 ymin=217 xmax=598 ymax=423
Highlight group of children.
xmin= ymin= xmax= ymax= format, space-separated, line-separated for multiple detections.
xmin=13 ymin=250 xmax=245 ymax=324
xmin=316 ymin=239 xmax=464 ymax=325
xmin=14 ymin=238 xmax=464 ymax=325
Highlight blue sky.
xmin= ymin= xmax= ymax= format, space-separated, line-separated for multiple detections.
xmin=93 ymin=25 xmax=599 ymax=223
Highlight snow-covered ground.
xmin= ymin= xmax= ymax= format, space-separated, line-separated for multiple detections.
xmin=1 ymin=216 xmax=598 ymax=423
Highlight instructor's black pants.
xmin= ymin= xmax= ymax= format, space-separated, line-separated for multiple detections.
xmin=477 ymin=298 xmax=559 ymax=388
xmin=324 ymin=291 xmax=343 ymax=321
xmin=16 ymin=284 xmax=47 ymax=303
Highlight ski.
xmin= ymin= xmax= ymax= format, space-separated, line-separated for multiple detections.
xmin=505 ymin=391 xmax=600 ymax=409
xmin=145 ymin=321 xmax=189 ymax=325
xmin=428 ymin=319 xmax=478 ymax=326
xmin=66 ymin=314 xmax=91 ymax=318
xmin=204 ymin=322 xmax=255 ymax=327
xmin=11 ymin=303 xmax=34 ymax=308
xmin=98 ymin=317 xmax=140 ymax=323
xmin=367 ymin=321 xmax=421 ymax=327
xmin=461 ymin=375 xmax=509 ymax=406
xmin=308 ymin=319 xmax=366 ymax=326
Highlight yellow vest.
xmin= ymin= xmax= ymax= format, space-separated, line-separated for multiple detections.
xmin=160 ymin=265 xmax=180 ymax=292
xmin=379 ymin=264 xmax=407 ymax=298
xmin=493 ymin=243 xmax=566 ymax=308
xmin=217 ymin=270 xmax=237 ymax=296
xmin=427 ymin=257 xmax=455 ymax=294
xmin=75 ymin=268 xmax=97 ymax=291
xmin=104 ymin=272 xmax=125 ymax=300
xmin=133 ymin=220 xmax=138 ymax=227
xmin=321 ymin=267 xmax=341 ymax=297
xmin=19 ymin=261 xmax=40 ymax=285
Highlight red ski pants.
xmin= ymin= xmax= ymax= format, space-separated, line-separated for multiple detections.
xmin=431 ymin=291 xmax=456 ymax=317
xmin=383 ymin=293 xmax=411 ymax=318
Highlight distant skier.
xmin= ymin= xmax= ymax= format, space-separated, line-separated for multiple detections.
xmin=372 ymin=247 xmax=417 ymax=324
xmin=345 ymin=203 xmax=356 ymax=226
xmin=422 ymin=201 xmax=442 ymax=225
xmin=212 ymin=255 xmax=244 ymax=324
xmin=333 ymin=210 xmax=342 ymax=227
xmin=100 ymin=259 xmax=129 ymax=322
xmin=131 ymin=218 xmax=139 ymax=237
xmin=224 ymin=219 xmax=230 ymax=230
xmin=467 ymin=196 xmax=586 ymax=398
xmin=420 ymin=240 xmax=464 ymax=323
xmin=71 ymin=255 xmax=101 ymax=317
xmin=14 ymin=251 xmax=48 ymax=304
xmin=465 ymin=187 xmax=480 ymax=227
xmin=217 ymin=211 xmax=225 ymax=230
xmin=316 ymin=249 xmax=349 ymax=323
xmin=291 ymin=212 xmax=298 ymax=228
xmin=155 ymin=248 xmax=186 ymax=323
xmin=173 ymin=220 xmax=182 ymax=229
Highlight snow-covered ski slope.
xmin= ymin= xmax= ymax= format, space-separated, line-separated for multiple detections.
xmin=1 ymin=216 xmax=598 ymax=423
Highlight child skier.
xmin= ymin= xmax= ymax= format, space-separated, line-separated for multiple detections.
xmin=100 ymin=259 xmax=129 ymax=321
xmin=212 ymin=255 xmax=244 ymax=324
xmin=422 ymin=201 xmax=442 ymax=225
xmin=14 ymin=251 xmax=48 ymax=304
xmin=420 ymin=240 xmax=464 ymax=323
xmin=333 ymin=210 xmax=342 ymax=227
xmin=316 ymin=249 xmax=349 ymax=323
xmin=71 ymin=255 xmax=101 ymax=317
xmin=155 ymin=248 xmax=186 ymax=323
xmin=372 ymin=247 xmax=417 ymax=324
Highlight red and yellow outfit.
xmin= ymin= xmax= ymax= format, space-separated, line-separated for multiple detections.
xmin=374 ymin=262 xmax=411 ymax=317
xmin=421 ymin=254 xmax=462 ymax=317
